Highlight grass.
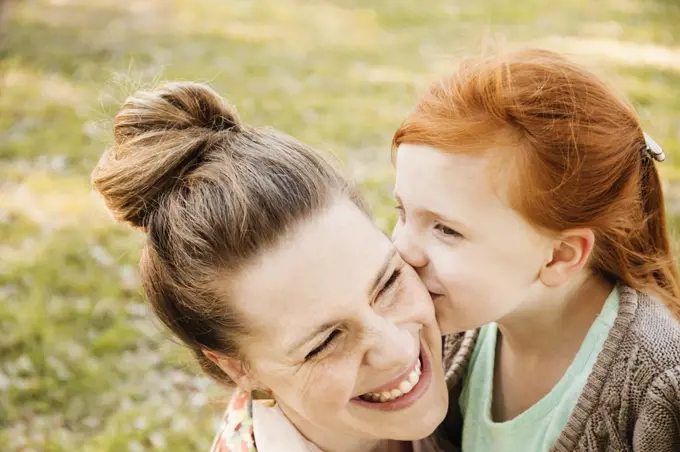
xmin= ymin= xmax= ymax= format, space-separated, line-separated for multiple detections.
xmin=1 ymin=0 xmax=679 ymax=450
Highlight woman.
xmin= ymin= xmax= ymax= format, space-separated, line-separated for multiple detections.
xmin=91 ymin=82 xmax=449 ymax=451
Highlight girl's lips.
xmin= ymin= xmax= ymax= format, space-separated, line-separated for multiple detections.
xmin=350 ymin=341 xmax=432 ymax=412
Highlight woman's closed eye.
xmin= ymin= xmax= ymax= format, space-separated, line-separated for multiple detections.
xmin=305 ymin=329 xmax=342 ymax=360
xmin=372 ymin=267 xmax=403 ymax=311
xmin=378 ymin=268 xmax=401 ymax=298
xmin=304 ymin=269 xmax=402 ymax=360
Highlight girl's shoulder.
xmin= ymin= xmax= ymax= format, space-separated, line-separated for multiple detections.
xmin=210 ymin=390 xmax=257 ymax=452
xmin=618 ymin=285 xmax=680 ymax=371
xmin=587 ymin=286 xmax=680 ymax=450
xmin=596 ymin=286 xmax=680 ymax=416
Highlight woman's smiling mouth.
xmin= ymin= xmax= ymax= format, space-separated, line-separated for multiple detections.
xmin=351 ymin=342 xmax=432 ymax=411
xmin=361 ymin=358 xmax=421 ymax=403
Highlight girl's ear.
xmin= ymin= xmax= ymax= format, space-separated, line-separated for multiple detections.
xmin=539 ymin=228 xmax=595 ymax=287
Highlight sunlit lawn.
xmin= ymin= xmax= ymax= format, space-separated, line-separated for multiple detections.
xmin=1 ymin=0 xmax=679 ymax=450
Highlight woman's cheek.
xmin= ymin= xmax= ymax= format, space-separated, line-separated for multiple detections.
xmin=301 ymin=363 xmax=355 ymax=411
xmin=396 ymin=273 xmax=435 ymax=320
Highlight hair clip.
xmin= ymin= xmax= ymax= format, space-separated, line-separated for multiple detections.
xmin=643 ymin=132 xmax=666 ymax=162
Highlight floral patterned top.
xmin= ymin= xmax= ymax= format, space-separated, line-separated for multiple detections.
xmin=210 ymin=390 xmax=257 ymax=452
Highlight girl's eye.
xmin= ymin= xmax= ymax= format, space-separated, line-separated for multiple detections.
xmin=305 ymin=330 xmax=341 ymax=360
xmin=434 ymin=223 xmax=462 ymax=238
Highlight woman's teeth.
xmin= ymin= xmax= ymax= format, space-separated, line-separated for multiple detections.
xmin=361 ymin=359 xmax=421 ymax=403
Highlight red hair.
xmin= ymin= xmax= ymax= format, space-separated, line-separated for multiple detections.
xmin=393 ymin=48 xmax=680 ymax=317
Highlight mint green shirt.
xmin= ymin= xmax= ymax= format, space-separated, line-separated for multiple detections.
xmin=460 ymin=288 xmax=619 ymax=452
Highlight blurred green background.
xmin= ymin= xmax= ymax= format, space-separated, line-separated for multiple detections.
xmin=1 ymin=0 xmax=679 ymax=450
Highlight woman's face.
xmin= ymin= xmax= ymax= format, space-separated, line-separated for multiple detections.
xmin=228 ymin=198 xmax=448 ymax=443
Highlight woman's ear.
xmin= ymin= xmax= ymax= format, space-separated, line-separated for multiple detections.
xmin=203 ymin=350 xmax=259 ymax=391
xmin=539 ymin=228 xmax=595 ymax=287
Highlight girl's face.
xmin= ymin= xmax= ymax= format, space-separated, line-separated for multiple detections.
xmin=226 ymin=198 xmax=448 ymax=444
xmin=392 ymin=144 xmax=553 ymax=335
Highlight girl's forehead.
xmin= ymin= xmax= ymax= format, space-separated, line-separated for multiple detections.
xmin=395 ymin=145 xmax=504 ymax=208
xmin=394 ymin=144 xmax=544 ymax=243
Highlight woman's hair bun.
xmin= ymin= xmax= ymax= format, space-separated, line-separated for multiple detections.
xmin=92 ymin=82 xmax=242 ymax=229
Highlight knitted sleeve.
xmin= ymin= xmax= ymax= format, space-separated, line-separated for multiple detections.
xmin=633 ymin=366 xmax=680 ymax=452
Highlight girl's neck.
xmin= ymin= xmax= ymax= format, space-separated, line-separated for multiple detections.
xmin=497 ymin=273 xmax=614 ymax=359
xmin=490 ymin=274 xmax=615 ymax=421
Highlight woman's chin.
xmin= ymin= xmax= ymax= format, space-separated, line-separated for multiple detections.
xmin=348 ymin=340 xmax=448 ymax=441
xmin=363 ymin=404 xmax=446 ymax=441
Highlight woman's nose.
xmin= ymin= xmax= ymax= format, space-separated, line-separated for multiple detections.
xmin=392 ymin=223 xmax=428 ymax=269
xmin=363 ymin=322 xmax=418 ymax=372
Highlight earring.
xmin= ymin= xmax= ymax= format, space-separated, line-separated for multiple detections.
xmin=250 ymin=388 xmax=277 ymax=408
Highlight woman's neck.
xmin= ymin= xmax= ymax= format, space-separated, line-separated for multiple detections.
xmin=302 ymin=437 xmax=410 ymax=452
xmin=279 ymin=404 xmax=408 ymax=452
xmin=301 ymin=435 xmax=384 ymax=452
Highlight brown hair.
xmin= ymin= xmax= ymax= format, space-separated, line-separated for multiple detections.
xmin=93 ymin=82 xmax=362 ymax=384
xmin=393 ymin=48 xmax=680 ymax=317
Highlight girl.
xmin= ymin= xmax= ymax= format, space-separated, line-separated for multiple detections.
xmin=391 ymin=49 xmax=680 ymax=451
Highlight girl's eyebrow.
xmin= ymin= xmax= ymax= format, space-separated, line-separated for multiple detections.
xmin=394 ymin=192 xmax=466 ymax=228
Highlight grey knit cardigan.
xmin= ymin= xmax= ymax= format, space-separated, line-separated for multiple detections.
xmin=435 ymin=285 xmax=680 ymax=451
